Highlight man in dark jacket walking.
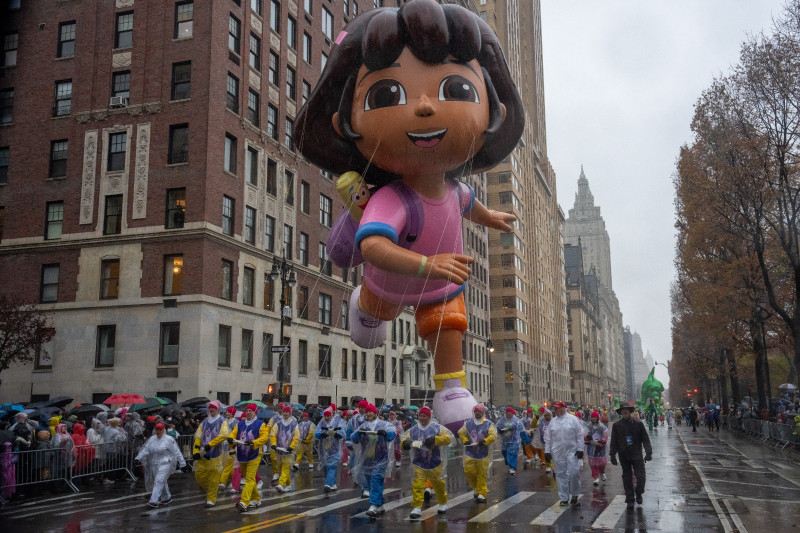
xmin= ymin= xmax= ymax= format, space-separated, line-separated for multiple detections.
xmin=609 ymin=401 xmax=652 ymax=509
xmin=689 ymin=406 xmax=698 ymax=432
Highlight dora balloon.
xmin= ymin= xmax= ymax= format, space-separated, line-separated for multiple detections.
xmin=294 ymin=0 xmax=524 ymax=431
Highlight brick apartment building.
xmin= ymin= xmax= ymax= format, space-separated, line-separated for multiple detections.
xmin=0 ymin=0 xmax=500 ymax=407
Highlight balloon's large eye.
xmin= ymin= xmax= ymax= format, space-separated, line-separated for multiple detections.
xmin=438 ymin=75 xmax=479 ymax=103
xmin=364 ymin=79 xmax=407 ymax=110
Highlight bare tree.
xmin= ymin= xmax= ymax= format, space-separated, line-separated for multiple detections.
xmin=0 ymin=296 xmax=55 ymax=374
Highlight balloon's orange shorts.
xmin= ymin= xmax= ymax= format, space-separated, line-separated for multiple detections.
xmin=359 ymin=285 xmax=467 ymax=338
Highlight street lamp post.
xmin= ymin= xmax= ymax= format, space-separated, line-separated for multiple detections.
xmin=487 ymin=339 xmax=495 ymax=408
xmin=547 ymin=363 xmax=552 ymax=405
xmin=270 ymin=255 xmax=297 ymax=399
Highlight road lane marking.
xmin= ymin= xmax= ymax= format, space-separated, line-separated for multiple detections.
xmin=590 ymin=495 xmax=627 ymax=530
xmin=405 ymin=491 xmax=475 ymax=521
xmin=770 ymin=461 xmax=792 ymax=470
xmin=705 ymin=478 xmax=800 ymax=490
xmin=468 ymin=491 xmax=535 ymax=522
xmin=353 ymin=495 xmax=413 ymax=518
xmin=679 ymin=430 xmax=734 ymax=533
xmin=530 ymin=495 xmax=582 ymax=526
xmin=303 ymin=488 xmax=399 ymax=517
xmin=723 ymin=499 xmax=748 ymax=533
xmin=697 ymin=466 xmax=769 ymax=472
xmin=221 ymin=513 xmax=296 ymax=533
xmin=97 ymin=493 xmax=199 ymax=514
xmin=102 ymin=491 xmax=151 ymax=502
xmin=3 ymin=498 xmax=95 ymax=519
xmin=3 ymin=492 xmax=84 ymax=508
xmin=207 ymin=488 xmax=316 ymax=513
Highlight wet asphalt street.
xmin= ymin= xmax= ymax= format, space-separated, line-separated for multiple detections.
xmin=3 ymin=422 xmax=799 ymax=532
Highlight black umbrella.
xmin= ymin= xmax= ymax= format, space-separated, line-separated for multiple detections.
xmin=68 ymin=404 xmax=107 ymax=416
xmin=24 ymin=401 xmax=50 ymax=409
xmin=43 ymin=396 xmax=74 ymax=409
xmin=179 ymin=397 xmax=210 ymax=408
xmin=27 ymin=407 xmax=63 ymax=419
xmin=159 ymin=403 xmax=184 ymax=416
xmin=0 ymin=429 xmax=15 ymax=445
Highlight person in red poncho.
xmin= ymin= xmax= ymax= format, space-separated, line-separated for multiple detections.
xmin=70 ymin=423 xmax=95 ymax=474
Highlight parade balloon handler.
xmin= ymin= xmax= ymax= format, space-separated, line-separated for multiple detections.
xmin=609 ymin=401 xmax=652 ymax=509
xmin=544 ymin=401 xmax=585 ymax=506
xmin=191 ymin=400 xmax=230 ymax=508
xmin=346 ymin=400 xmax=369 ymax=478
xmin=226 ymin=404 xmax=270 ymax=512
xmin=533 ymin=408 xmax=552 ymax=473
xmin=585 ymin=411 xmax=609 ymax=486
xmin=401 ymin=406 xmax=453 ymax=520
xmin=521 ymin=407 xmax=536 ymax=467
xmin=293 ymin=413 xmax=316 ymax=471
xmin=351 ymin=403 xmax=397 ymax=518
xmin=270 ymin=405 xmax=300 ymax=493
xmin=266 ymin=402 xmax=286 ymax=483
xmin=315 ymin=405 xmax=346 ymax=492
xmin=134 ymin=423 xmax=190 ymax=508
xmin=496 ymin=407 xmax=529 ymax=476
xmin=457 ymin=403 xmax=497 ymax=503
xmin=294 ymin=0 xmax=524 ymax=432
xmin=218 ymin=406 xmax=238 ymax=492
xmin=387 ymin=410 xmax=404 ymax=467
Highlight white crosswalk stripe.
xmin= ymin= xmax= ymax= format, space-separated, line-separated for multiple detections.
xmin=405 ymin=491 xmax=475 ymax=521
xmin=531 ymin=495 xmax=582 ymax=525
xmin=1 ymin=497 xmax=94 ymax=518
xmin=207 ymin=488 xmax=316 ymax=513
xmin=352 ymin=494 xmax=413 ymax=518
xmin=590 ymin=495 xmax=628 ymax=529
xmin=468 ymin=491 xmax=535 ymax=522
xmin=303 ymin=488 xmax=400 ymax=517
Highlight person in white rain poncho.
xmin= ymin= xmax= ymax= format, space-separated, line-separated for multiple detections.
xmin=401 ymin=406 xmax=453 ymax=520
xmin=346 ymin=400 xmax=369 ymax=473
xmin=496 ymin=407 xmax=530 ymax=476
xmin=351 ymin=403 xmax=396 ymax=518
xmin=544 ymin=401 xmax=585 ymax=506
xmin=134 ymin=422 xmax=190 ymax=507
xmin=314 ymin=405 xmax=346 ymax=492
xmin=665 ymin=408 xmax=675 ymax=430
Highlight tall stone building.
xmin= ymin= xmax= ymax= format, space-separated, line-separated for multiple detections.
xmin=481 ymin=0 xmax=570 ymax=408
xmin=631 ymin=329 xmax=647 ymax=396
xmin=623 ymin=325 xmax=635 ymax=399
xmin=564 ymin=167 xmax=626 ymax=403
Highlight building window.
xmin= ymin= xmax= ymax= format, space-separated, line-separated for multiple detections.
xmin=266 ymin=158 xmax=277 ymax=195
xmin=164 ymin=255 xmax=184 ymax=295
xmin=286 ymin=66 xmax=296 ymax=101
xmin=244 ymin=206 xmax=256 ymax=244
xmin=115 ymin=12 xmax=133 ymax=49
xmin=322 ymin=6 xmax=333 ymax=40
xmin=284 ymin=170 xmax=294 ymax=205
xmin=221 ymin=259 xmax=233 ymax=300
xmin=267 ymin=104 xmax=278 ymax=140
xmin=229 ymin=14 xmax=241 ymax=53
xmin=159 ymin=322 xmax=180 ymax=365
xmin=318 ymin=344 xmax=331 ymax=378
xmin=270 ymin=0 xmax=281 ymax=33
xmin=263 ymin=274 xmax=274 ymax=309
xmin=268 ymin=51 xmax=279 ymax=86
xmin=321 ymin=52 xmax=327 ymax=72
xmin=45 ymin=201 xmax=63 ymax=240
xmin=241 ymin=329 xmax=253 ymax=369
xmin=303 ymin=32 xmax=311 ymax=64
xmin=287 ymin=16 xmax=297 ymax=49
xmin=262 ymin=332 xmax=273 ymax=370
xmin=319 ymin=242 xmax=331 ymax=275
xmin=112 ymin=70 xmax=130 ymax=98
xmin=302 ymin=80 xmax=311 ymax=105
xmin=175 ymin=1 xmax=193 ymax=39
xmin=249 ymin=33 xmax=261 ymax=71
xmin=0 ymin=146 xmax=7 ymax=184
xmin=361 ymin=351 xmax=367 ymax=381
xmin=375 ymin=354 xmax=385 ymax=383
xmin=218 ymin=325 xmax=231 ymax=366
xmin=354 ymin=1 xmax=358 ymax=15
xmin=247 ymin=147 xmax=258 ymax=185
xmin=243 ymin=266 xmax=255 ymax=305
xmin=49 ymin=140 xmax=68 ymax=178
xmin=3 ymin=32 xmax=17 ymax=67
xmin=285 ymin=118 xmax=294 ymax=150
xmin=168 ymin=124 xmax=188 ymax=164
xmin=251 ymin=0 xmax=262 ymax=15
xmin=264 ymin=215 xmax=275 ymax=251
xmin=222 ymin=195 xmax=234 ymax=236
xmin=107 ymin=132 xmax=127 ymax=171
xmin=226 ymin=73 xmax=239 ymax=112
xmin=299 ymin=181 xmax=310 ymax=214
xmin=53 ymin=80 xmax=72 ymax=117
xmin=319 ymin=194 xmax=332 ymax=227
xmin=224 ymin=133 xmax=237 ymax=173
xmin=304 ymin=0 xmax=313 ymax=15
xmin=391 ymin=357 xmax=397 ymax=384
xmin=100 ymin=259 xmax=120 ymax=299
xmin=41 ymin=264 xmax=59 ymax=303
xmin=299 ymin=232 xmax=309 ymax=266
xmin=165 ymin=188 xmax=186 ymax=229
xmin=0 ymin=88 xmax=12 ymax=124
xmin=341 ymin=300 xmax=348 ymax=329
xmin=298 ymin=340 xmax=308 ymax=375
xmin=297 ymin=285 xmax=308 ymax=319
xmin=58 ymin=22 xmax=76 ymax=58
xmin=95 ymin=326 xmax=116 ymax=368
xmin=104 ymin=195 xmax=123 ymax=235
xmin=171 ymin=61 xmax=191 ymax=100
xmin=247 ymin=90 xmax=259 ymax=126
xmin=283 ymin=224 xmax=293 ymax=258
xmin=318 ymin=292 xmax=332 ymax=325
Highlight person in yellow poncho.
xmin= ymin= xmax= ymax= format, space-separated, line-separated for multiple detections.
xmin=293 ymin=413 xmax=315 ymax=470
xmin=226 ymin=404 xmax=270 ymax=512
xmin=270 ymin=405 xmax=300 ymax=493
xmin=191 ymin=400 xmax=230 ymax=507
xmin=457 ymin=403 xmax=497 ymax=503
xmin=218 ymin=406 xmax=238 ymax=492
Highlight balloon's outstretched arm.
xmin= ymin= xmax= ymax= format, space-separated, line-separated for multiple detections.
xmin=361 ymin=235 xmax=473 ymax=284
xmin=463 ymin=199 xmax=516 ymax=232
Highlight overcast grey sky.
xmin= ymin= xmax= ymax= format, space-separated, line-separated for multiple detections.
xmin=540 ymin=0 xmax=785 ymax=389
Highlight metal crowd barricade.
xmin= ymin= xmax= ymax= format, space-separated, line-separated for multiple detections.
xmin=0 ymin=446 xmax=78 ymax=502
xmin=70 ymin=441 xmax=137 ymax=484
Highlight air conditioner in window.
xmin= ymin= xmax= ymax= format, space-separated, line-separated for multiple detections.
xmin=109 ymin=96 xmax=128 ymax=108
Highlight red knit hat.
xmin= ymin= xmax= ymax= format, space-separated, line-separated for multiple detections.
xmin=155 ymin=422 xmax=165 ymax=429
xmin=418 ymin=406 xmax=431 ymax=417
xmin=302 ymin=412 xmax=309 ymax=418
xmin=365 ymin=404 xmax=378 ymax=414
xmin=281 ymin=405 xmax=292 ymax=413
xmin=245 ymin=403 xmax=258 ymax=412
xmin=358 ymin=400 xmax=369 ymax=408
xmin=591 ymin=411 xmax=600 ymax=419
xmin=506 ymin=407 xmax=516 ymax=415
xmin=473 ymin=403 xmax=486 ymax=413
xmin=226 ymin=406 xmax=236 ymax=415
xmin=553 ymin=401 xmax=567 ymax=409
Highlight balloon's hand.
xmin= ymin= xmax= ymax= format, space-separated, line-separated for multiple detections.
xmin=424 ymin=254 xmax=473 ymax=284
xmin=484 ymin=210 xmax=516 ymax=232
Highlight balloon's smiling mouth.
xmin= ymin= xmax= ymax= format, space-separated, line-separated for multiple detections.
xmin=407 ymin=129 xmax=447 ymax=148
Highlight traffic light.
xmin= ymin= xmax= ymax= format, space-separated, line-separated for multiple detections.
xmin=507 ymin=372 xmax=514 ymax=382
xmin=283 ymin=383 xmax=292 ymax=397
xmin=267 ymin=383 xmax=276 ymax=395
xmin=262 ymin=383 xmax=277 ymax=404
xmin=693 ymin=389 xmax=698 ymax=393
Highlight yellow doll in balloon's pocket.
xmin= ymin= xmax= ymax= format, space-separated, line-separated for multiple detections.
xmin=337 ymin=171 xmax=371 ymax=222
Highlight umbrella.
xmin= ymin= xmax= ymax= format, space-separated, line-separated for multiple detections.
xmin=235 ymin=400 xmax=268 ymax=409
xmin=24 ymin=401 xmax=50 ymax=409
xmin=159 ymin=403 xmax=184 ymax=415
xmin=43 ymin=396 xmax=74 ymax=409
xmin=778 ymin=383 xmax=797 ymax=391
xmin=68 ymin=404 xmax=107 ymax=416
xmin=705 ymin=403 xmax=719 ymax=411
xmin=0 ymin=429 xmax=15 ymax=445
xmin=133 ymin=397 xmax=176 ymax=411
xmin=27 ymin=407 xmax=63 ymax=419
xmin=406 ymin=405 xmax=420 ymax=410
xmin=103 ymin=394 xmax=146 ymax=405
xmin=180 ymin=397 xmax=211 ymax=408
xmin=0 ymin=403 xmax=24 ymax=412
xmin=291 ymin=403 xmax=305 ymax=410
xmin=257 ymin=408 xmax=275 ymax=420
